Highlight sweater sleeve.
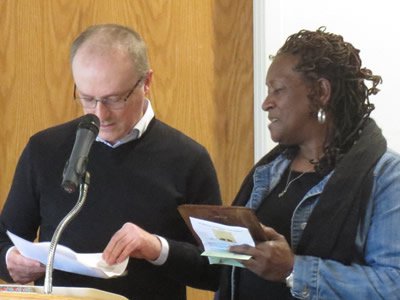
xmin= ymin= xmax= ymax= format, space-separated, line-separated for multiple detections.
xmin=0 ymin=225 xmax=13 ymax=282
xmin=162 ymin=146 xmax=222 ymax=290
xmin=0 ymin=140 xmax=41 ymax=281
xmin=163 ymin=239 xmax=221 ymax=291
xmin=185 ymin=146 xmax=222 ymax=206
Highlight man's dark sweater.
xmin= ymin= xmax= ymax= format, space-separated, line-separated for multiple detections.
xmin=0 ymin=116 xmax=221 ymax=299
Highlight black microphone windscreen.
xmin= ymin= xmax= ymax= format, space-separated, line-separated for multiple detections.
xmin=61 ymin=114 xmax=100 ymax=193
xmin=79 ymin=114 xmax=100 ymax=134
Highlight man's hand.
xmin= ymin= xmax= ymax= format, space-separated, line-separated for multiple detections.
xmin=102 ymin=223 xmax=161 ymax=265
xmin=229 ymin=225 xmax=294 ymax=281
xmin=6 ymin=248 xmax=45 ymax=284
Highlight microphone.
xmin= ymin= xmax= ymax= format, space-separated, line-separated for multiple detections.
xmin=61 ymin=114 xmax=100 ymax=193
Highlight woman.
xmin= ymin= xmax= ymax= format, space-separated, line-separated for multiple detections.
xmin=216 ymin=28 xmax=400 ymax=299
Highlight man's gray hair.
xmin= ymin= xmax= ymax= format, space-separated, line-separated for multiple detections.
xmin=70 ymin=24 xmax=150 ymax=77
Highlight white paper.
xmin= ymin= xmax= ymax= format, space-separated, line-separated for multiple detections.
xmin=189 ymin=217 xmax=255 ymax=267
xmin=7 ymin=231 xmax=128 ymax=278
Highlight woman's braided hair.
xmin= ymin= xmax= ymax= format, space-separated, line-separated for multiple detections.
xmin=278 ymin=27 xmax=382 ymax=173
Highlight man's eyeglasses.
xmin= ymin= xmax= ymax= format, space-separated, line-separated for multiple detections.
xmin=74 ymin=77 xmax=144 ymax=110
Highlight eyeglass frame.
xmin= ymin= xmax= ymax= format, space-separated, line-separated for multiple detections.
xmin=73 ymin=76 xmax=144 ymax=110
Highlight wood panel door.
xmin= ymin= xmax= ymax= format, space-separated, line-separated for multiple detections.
xmin=0 ymin=1 xmax=253 ymax=299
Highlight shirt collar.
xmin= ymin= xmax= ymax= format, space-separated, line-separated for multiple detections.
xmin=96 ymin=98 xmax=154 ymax=148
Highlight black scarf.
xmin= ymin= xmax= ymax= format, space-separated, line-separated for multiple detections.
xmin=296 ymin=118 xmax=386 ymax=263
xmin=233 ymin=118 xmax=386 ymax=264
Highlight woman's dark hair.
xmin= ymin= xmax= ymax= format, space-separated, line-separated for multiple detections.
xmin=278 ymin=27 xmax=382 ymax=173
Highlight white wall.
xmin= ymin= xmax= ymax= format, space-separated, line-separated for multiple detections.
xmin=254 ymin=0 xmax=400 ymax=162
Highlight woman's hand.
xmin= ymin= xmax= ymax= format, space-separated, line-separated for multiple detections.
xmin=230 ymin=225 xmax=294 ymax=281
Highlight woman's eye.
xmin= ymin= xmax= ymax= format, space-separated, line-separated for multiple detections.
xmin=269 ymin=87 xmax=283 ymax=95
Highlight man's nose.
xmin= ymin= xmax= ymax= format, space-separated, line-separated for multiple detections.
xmin=94 ymin=100 xmax=110 ymax=120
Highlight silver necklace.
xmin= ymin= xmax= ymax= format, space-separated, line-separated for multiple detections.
xmin=278 ymin=169 xmax=307 ymax=198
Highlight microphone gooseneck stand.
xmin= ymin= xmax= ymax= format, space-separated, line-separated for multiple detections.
xmin=43 ymin=172 xmax=91 ymax=294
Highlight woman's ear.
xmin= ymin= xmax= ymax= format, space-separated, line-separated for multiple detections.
xmin=318 ymin=78 xmax=331 ymax=105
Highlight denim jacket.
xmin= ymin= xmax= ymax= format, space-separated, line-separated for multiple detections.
xmin=245 ymin=149 xmax=400 ymax=299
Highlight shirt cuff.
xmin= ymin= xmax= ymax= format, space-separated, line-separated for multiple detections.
xmin=5 ymin=246 xmax=16 ymax=266
xmin=148 ymin=235 xmax=169 ymax=265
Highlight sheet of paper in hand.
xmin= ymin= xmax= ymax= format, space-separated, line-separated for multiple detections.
xmin=7 ymin=231 xmax=128 ymax=278
xmin=190 ymin=217 xmax=256 ymax=267
xmin=178 ymin=205 xmax=266 ymax=267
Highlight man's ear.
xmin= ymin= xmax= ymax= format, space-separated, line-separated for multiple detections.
xmin=143 ymin=70 xmax=153 ymax=95
xmin=318 ymin=78 xmax=331 ymax=105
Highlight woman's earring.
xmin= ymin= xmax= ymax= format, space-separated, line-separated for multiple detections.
xmin=317 ymin=108 xmax=326 ymax=124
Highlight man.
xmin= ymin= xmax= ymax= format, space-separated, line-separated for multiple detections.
xmin=0 ymin=24 xmax=221 ymax=299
